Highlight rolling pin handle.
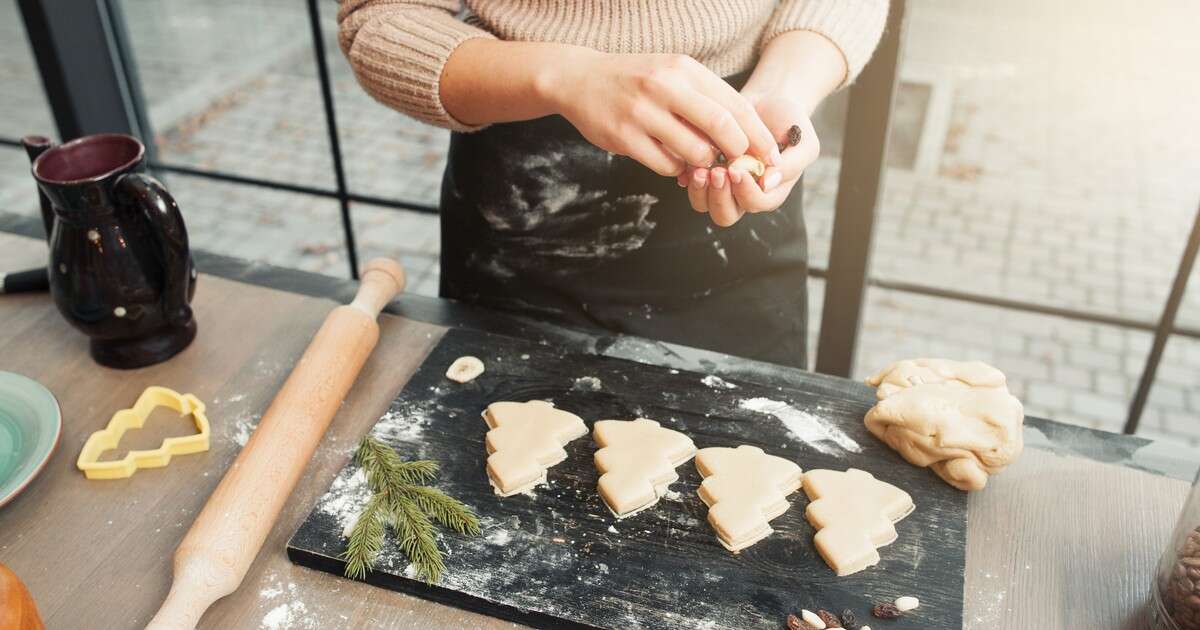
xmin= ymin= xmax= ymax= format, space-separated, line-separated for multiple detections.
xmin=349 ymin=258 xmax=405 ymax=317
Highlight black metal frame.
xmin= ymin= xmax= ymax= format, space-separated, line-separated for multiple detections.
xmin=5 ymin=0 xmax=1200 ymax=434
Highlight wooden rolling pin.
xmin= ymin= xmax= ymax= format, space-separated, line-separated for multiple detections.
xmin=0 ymin=563 xmax=44 ymax=630
xmin=146 ymin=258 xmax=405 ymax=629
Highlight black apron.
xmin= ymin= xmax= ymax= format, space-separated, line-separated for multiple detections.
xmin=438 ymin=78 xmax=809 ymax=369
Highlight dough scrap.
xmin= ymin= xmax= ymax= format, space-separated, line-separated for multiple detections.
xmin=695 ymin=445 xmax=803 ymax=551
xmin=803 ymin=468 xmax=914 ymax=576
xmin=482 ymin=401 xmax=587 ymax=496
xmin=446 ymin=356 xmax=485 ymax=383
xmin=864 ymin=358 xmax=1024 ymax=491
xmin=593 ymin=419 xmax=696 ymax=518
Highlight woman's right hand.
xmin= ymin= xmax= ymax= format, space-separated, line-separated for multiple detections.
xmin=539 ymin=50 xmax=781 ymax=178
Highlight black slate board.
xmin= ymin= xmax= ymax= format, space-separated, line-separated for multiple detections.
xmin=288 ymin=328 xmax=966 ymax=629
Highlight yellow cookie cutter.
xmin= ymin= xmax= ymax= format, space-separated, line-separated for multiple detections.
xmin=77 ymin=386 xmax=210 ymax=480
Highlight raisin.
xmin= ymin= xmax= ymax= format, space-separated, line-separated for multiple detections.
xmin=840 ymin=609 xmax=858 ymax=629
xmin=872 ymin=603 xmax=901 ymax=619
xmin=786 ymin=613 xmax=804 ymax=630
xmin=786 ymin=124 xmax=803 ymax=147
xmin=816 ymin=609 xmax=841 ymax=627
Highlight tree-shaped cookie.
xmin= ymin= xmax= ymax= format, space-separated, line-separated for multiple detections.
xmin=803 ymin=468 xmax=915 ymax=576
xmin=593 ymin=419 xmax=696 ymax=518
xmin=483 ymin=400 xmax=587 ymax=496
xmin=695 ymin=445 xmax=803 ymax=551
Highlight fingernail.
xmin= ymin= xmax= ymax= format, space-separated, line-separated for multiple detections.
xmin=769 ymin=146 xmax=782 ymax=166
xmin=712 ymin=170 xmax=725 ymax=189
xmin=728 ymin=170 xmax=742 ymax=185
xmin=694 ymin=170 xmax=708 ymax=185
xmin=764 ymin=171 xmax=782 ymax=191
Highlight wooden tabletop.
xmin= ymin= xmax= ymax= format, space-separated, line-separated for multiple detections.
xmin=0 ymin=228 xmax=1190 ymax=629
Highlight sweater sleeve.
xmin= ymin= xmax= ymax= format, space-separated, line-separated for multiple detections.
xmin=337 ymin=0 xmax=496 ymax=131
xmin=760 ymin=0 xmax=890 ymax=88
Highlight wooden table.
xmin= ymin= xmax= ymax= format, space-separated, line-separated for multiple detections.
xmin=0 ymin=219 xmax=1192 ymax=629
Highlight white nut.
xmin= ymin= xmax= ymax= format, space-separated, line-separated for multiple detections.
xmin=446 ymin=356 xmax=485 ymax=383
xmin=800 ymin=609 xmax=826 ymax=629
xmin=894 ymin=595 xmax=920 ymax=611
xmin=861 ymin=627 xmax=871 ymax=630
xmin=725 ymin=154 xmax=766 ymax=177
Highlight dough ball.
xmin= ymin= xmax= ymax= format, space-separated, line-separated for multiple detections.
xmin=864 ymin=359 xmax=1024 ymax=491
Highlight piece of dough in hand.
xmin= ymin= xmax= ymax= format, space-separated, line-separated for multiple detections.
xmin=864 ymin=359 xmax=1024 ymax=491
xmin=725 ymin=155 xmax=766 ymax=178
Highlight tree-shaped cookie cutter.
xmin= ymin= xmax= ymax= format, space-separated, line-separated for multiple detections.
xmin=76 ymin=386 xmax=210 ymax=479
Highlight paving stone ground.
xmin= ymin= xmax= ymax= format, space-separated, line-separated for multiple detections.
xmin=2 ymin=0 xmax=1200 ymax=443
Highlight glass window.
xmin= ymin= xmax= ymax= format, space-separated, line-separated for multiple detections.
xmin=843 ymin=1 xmax=1200 ymax=440
xmin=119 ymin=0 xmax=335 ymax=189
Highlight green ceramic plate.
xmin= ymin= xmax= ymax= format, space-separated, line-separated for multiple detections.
xmin=0 ymin=371 xmax=61 ymax=509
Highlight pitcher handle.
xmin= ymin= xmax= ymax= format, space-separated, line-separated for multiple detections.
xmin=116 ymin=172 xmax=195 ymax=327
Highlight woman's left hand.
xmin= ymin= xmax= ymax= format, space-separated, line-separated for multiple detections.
xmin=680 ymin=93 xmax=820 ymax=227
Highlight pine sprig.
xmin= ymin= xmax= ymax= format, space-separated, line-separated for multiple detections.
xmin=343 ymin=494 xmax=387 ymax=580
xmin=400 ymin=485 xmax=482 ymax=535
xmin=341 ymin=436 xmax=478 ymax=583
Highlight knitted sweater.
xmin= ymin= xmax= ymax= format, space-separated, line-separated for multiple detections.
xmin=337 ymin=1 xmax=889 ymax=131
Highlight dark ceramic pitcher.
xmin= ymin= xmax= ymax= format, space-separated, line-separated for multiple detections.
xmin=26 ymin=133 xmax=197 ymax=369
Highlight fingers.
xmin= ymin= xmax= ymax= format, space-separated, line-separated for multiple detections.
xmin=687 ymin=168 xmax=709 ymax=213
xmin=665 ymin=89 xmax=752 ymax=163
xmin=706 ymin=167 xmax=743 ymax=227
xmin=622 ymin=135 xmax=686 ymax=177
xmin=643 ymin=110 xmax=718 ymax=168
xmin=691 ymin=74 xmax=781 ymax=166
xmin=774 ymin=119 xmax=820 ymax=182
xmin=731 ymin=167 xmax=791 ymax=213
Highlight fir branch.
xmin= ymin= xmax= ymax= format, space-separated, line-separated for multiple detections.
xmin=400 ymin=484 xmax=481 ymax=535
xmin=342 ymin=436 xmax=477 ymax=583
xmin=355 ymin=436 xmax=437 ymax=491
xmin=389 ymin=493 xmax=446 ymax=584
xmin=341 ymin=494 xmax=387 ymax=580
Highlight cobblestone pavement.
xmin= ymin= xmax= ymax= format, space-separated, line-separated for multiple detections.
xmin=3 ymin=0 xmax=1200 ymax=443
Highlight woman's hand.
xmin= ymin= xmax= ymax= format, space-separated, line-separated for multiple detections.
xmin=539 ymin=50 xmax=782 ymax=177
xmin=681 ymin=93 xmax=820 ymax=227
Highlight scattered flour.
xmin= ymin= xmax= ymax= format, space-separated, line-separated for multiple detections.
xmin=572 ymin=376 xmax=603 ymax=391
xmin=607 ymin=525 xmax=619 ymax=534
xmin=258 ymin=578 xmax=315 ymax=630
xmin=317 ymin=469 xmax=370 ymax=539
xmin=230 ymin=411 xmax=262 ymax=447
xmin=701 ymin=375 xmax=738 ymax=390
xmin=738 ymin=397 xmax=862 ymax=454
xmin=261 ymin=601 xmax=313 ymax=630
xmin=485 ymin=529 xmax=512 ymax=546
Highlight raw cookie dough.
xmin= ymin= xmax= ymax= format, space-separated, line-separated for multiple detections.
xmin=483 ymin=401 xmax=587 ymax=496
xmin=803 ymin=468 xmax=914 ymax=576
xmin=593 ymin=419 xmax=696 ymax=518
xmin=446 ymin=356 xmax=485 ymax=383
xmin=864 ymin=358 xmax=1024 ymax=491
xmin=695 ymin=445 xmax=803 ymax=551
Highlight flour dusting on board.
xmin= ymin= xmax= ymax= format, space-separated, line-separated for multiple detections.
xmin=317 ymin=468 xmax=370 ymax=538
xmin=738 ymin=397 xmax=861 ymax=454
xmin=572 ymin=376 xmax=602 ymax=391
xmin=701 ymin=375 xmax=737 ymax=390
